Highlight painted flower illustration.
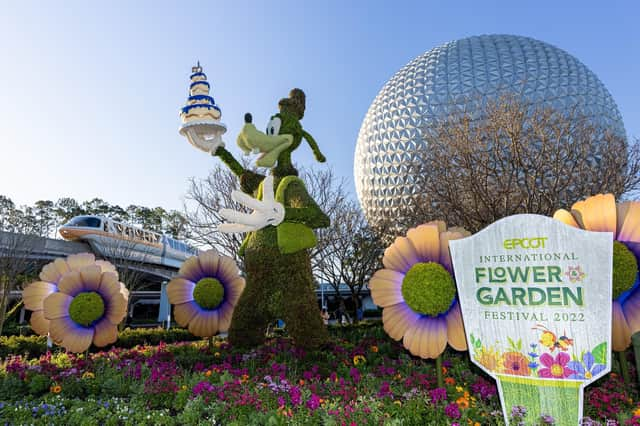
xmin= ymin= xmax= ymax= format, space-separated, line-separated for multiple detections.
xmin=567 ymin=352 xmax=605 ymax=380
xmin=565 ymin=265 xmax=586 ymax=283
xmin=167 ymin=250 xmax=245 ymax=337
xmin=368 ymin=221 xmax=470 ymax=359
xmin=22 ymin=253 xmax=117 ymax=337
xmin=553 ymin=194 xmax=640 ymax=351
xmin=537 ymin=352 xmax=574 ymax=378
xmin=476 ymin=346 xmax=503 ymax=373
xmin=502 ymin=352 xmax=531 ymax=376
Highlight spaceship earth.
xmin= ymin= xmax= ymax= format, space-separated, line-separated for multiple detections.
xmin=354 ymin=34 xmax=627 ymax=226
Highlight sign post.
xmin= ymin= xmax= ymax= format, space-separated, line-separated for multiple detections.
xmin=449 ymin=214 xmax=612 ymax=425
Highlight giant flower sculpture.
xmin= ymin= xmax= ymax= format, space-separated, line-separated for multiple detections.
xmin=369 ymin=221 xmax=470 ymax=359
xmin=22 ymin=253 xmax=118 ymax=337
xmin=167 ymin=250 xmax=245 ymax=337
xmin=22 ymin=253 xmax=128 ymax=352
xmin=553 ymin=194 xmax=640 ymax=351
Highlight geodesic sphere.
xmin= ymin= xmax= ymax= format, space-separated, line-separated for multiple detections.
xmin=354 ymin=34 xmax=626 ymax=226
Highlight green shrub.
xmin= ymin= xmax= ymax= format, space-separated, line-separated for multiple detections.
xmin=0 ymin=327 xmax=204 ymax=359
xmin=0 ymin=335 xmax=48 ymax=359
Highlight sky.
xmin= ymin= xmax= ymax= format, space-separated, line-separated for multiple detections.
xmin=0 ymin=1 xmax=638 ymax=212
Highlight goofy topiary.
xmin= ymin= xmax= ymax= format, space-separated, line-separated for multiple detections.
xmin=212 ymin=89 xmax=330 ymax=349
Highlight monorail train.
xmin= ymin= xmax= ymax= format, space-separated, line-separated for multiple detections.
xmin=59 ymin=215 xmax=199 ymax=268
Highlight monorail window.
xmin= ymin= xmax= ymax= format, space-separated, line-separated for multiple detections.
xmin=66 ymin=217 xmax=101 ymax=228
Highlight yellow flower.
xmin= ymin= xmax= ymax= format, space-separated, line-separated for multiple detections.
xmin=394 ymin=400 xmax=402 ymax=406
xmin=181 ymin=385 xmax=188 ymax=391
xmin=214 ymin=352 xmax=220 ymax=357
xmin=634 ymin=406 xmax=640 ymax=417
xmin=476 ymin=346 xmax=503 ymax=373
xmin=353 ymin=355 xmax=367 ymax=365
xmin=82 ymin=372 xmax=95 ymax=379
xmin=50 ymin=384 xmax=62 ymax=394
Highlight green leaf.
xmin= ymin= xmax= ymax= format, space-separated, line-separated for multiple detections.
xmin=591 ymin=342 xmax=608 ymax=365
xmin=517 ymin=339 xmax=522 ymax=351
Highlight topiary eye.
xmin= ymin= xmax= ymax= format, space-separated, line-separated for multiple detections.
xmin=266 ymin=117 xmax=281 ymax=136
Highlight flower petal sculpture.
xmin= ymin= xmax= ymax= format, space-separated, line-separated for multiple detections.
xmin=22 ymin=253 xmax=117 ymax=337
xmin=167 ymin=250 xmax=245 ymax=338
xmin=369 ymin=221 xmax=470 ymax=359
xmin=553 ymin=194 xmax=640 ymax=351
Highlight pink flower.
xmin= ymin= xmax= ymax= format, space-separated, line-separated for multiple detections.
xmin=538 ymin=352 xmax=574 ymax=378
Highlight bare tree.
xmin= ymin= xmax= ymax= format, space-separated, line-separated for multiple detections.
xmin=98 ymin=239 xmax=153 ymax=291
xmin=313 ymin=199 xmax=384 ymax=322
xmin=95 ymin=238 xmax=155 ymax=326
xmin=0 ymin=231 xmax=35 ymax=335
xmin=398 ymin=94 xmax=640 ymax=233
xmin=184 ymin=163 xmax=251 ymax=268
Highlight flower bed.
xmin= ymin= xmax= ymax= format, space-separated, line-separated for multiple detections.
xmin=1 ymin=323 xmax=639 ymax=425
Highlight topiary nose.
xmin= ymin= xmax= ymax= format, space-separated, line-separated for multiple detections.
xmin=244 ymin=113 xmax=252 ymax=124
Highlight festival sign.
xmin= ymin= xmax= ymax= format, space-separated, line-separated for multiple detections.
xmin=449 ymin=214 xmax=612 ymax=425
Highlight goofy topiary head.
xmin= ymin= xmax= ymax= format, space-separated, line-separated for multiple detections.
xmin=236 ymin=88 xmax=325 ymax=178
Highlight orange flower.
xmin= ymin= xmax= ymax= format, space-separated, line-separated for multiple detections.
xmin=50 ymin=384 xmax=62 ymax=394
xmin=299 ymin=379 xmax=305 ymax=386
xmin=502 ymin=352 xmax=530 ymax=376
xmin=441 ymin=366 xmax=448 ymax=375
xmin=205 ymin=370 xmax=212 ymax=377
xmin=456 ymin=397 xmax=469 ymax=409
xmin=370 ymin=345 xmax=379 ymax=353
xmin=445 ymin=377 xmax=456 ymax=385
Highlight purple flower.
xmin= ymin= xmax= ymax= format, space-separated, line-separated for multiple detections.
xmin=289 ymin=386 xmax=302 ymax=406
xmin=541 ymin=414 xmax=555 ymax=424
xmin=470 ymin=379 xmax=497 ymax=399
xmin=306 ymin=393 xmax=321 ymax=411
xmin=445 ymin=402 xmax=461 ymax=419
xmin=511 ymin=405 xmax=527 ymax=419
xmin=192 ymin=381 xmax=215 ymax=395
xmin=377 ymin=381 xmax=393 ymax=398
xmin=277 ymin=396 xmax=286 ymax=407
xmin=567 ymin=352 xmax=606 ymax=380
xmin=349 ymin=367 xmax=361 ymax=384
xmin=429 ymin=387 xmax=447 ymax=403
